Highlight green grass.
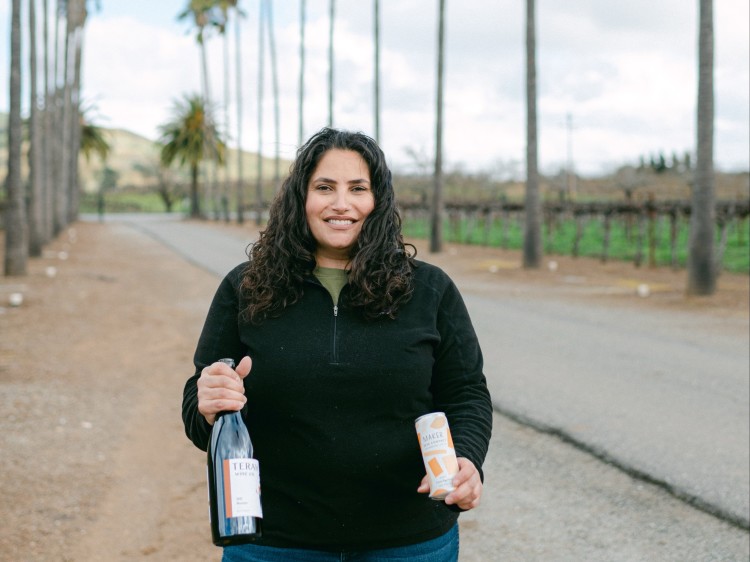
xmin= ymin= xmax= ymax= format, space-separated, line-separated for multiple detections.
xmin=402 ymin=214 xmax=750 ymax=274
xmin=79 ymin=191 xmax=180 ymax=214
xmin=75 ymin=191 xmax=749 ymax=274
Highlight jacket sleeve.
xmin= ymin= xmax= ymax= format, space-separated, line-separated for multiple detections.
xmin=182 ymin=265 xmax=247 ymax=451
xmin=430 ymin=275 xmax=493 ymax=482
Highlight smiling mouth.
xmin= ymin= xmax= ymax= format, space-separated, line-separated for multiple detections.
xmin=326 ymin=219 xmax=355 ymax=225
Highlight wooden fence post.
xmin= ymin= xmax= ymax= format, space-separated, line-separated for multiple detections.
xmin=572 ymin=213 xmax=584 ymax=258
xmin=601 ymin=211 xmax=612 ymax=263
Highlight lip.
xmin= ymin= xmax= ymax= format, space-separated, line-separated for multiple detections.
xmin=324 ymin=217 xmax=357 ymax=228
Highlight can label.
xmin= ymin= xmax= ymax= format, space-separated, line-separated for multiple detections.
xmin=415 ymin=412 xmax=459 ymax=500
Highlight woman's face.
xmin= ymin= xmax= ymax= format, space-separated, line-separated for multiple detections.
xmin=305 ymin=149 xmax=375 ymax=268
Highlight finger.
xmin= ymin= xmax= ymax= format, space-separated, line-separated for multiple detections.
xmin=236 ymin=356 xmax=252 ymax=379
xmin=200 ymin=385 xmax=247 ymax=403
xmin=417 ymin=474 xmax=430 ymax=494
xmin=445 ymin=477 xmax=482 ymax=509
xmin=451 ymin=457 xmax=476 ymax=486
xmin=201 ymin=364 xmax=244 ymax=391
xmin=445 ymin=459 xmax=481 ymax=507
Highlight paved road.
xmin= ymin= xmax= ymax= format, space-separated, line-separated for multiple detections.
xmin=470 ymin=291 xmax=749 ymax=527
xmin=101 ymin=214 xmax=750 ymax=540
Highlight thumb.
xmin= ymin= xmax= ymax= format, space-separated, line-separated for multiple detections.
xmin=417 ymin=474 xmax=430 ymax=494
xmin=236 ymin=356 xmax=252 ymax=379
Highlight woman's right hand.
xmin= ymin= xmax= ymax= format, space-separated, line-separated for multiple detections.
xmin=197 ymin=356 xmax=252 ymax=425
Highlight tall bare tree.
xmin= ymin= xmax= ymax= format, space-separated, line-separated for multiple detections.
xmin=688 ymin=0 xmax=717 ymax=295
xmin=255 ymin=0 xmax=266 ymax=225
xmin=233 ymin=1 xmax=245 ymax=224
xmin=66 ymin=0 xmax=87 ymax=224
xmin=29 ymin=0 xmax=46 ymax=256
xmin=523 ymin=0 xmax=541 ymax=268
xmin=327 ymin=0 xmax=335 ymax=127
xmin=266 ymin=0 xmax=281 ymax=192
xmin=373 ymin=0 xmax=381 ymax=143
xmin=430 ymin=0 xmax=446 ymax=253
xmin=298 ymin=0 xmax=306 ymax=145
xmin=42 ymin=0 xmax=54 ymax=241
xmin=4 ymin=0 xmax=27 ymax=276
xmin=218 ymin=1 xmax=232 ymax=222
xmin=55 ymin=0 xmax=72 ymax=234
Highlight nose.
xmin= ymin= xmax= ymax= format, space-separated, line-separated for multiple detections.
xmin=331 ymin=188 xmax=350 ymax=211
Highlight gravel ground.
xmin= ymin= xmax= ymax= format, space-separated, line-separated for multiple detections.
xmin=0 ymin=219 xmax=748 ymax=561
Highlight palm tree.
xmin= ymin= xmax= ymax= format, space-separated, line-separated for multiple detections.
xmin=42 ymin=0 xmax=54 ymax=242
xmin=178 ymin=0 xmax=219 ymax=218
xmin=80 ymin=108 xmax=111 ymax=220
xmin=430 ymin=0 xmax=445 ymax=253
xmin=51 ymin=0 xmax=65 ymax=236
xmin=327 ymin=0 xmax=335 ymax=127
xmin=233 ymin=1 xmax=245 ymax=223
xmin=523 ymin=0 xmax=542 ymax=269
xmin=373 ymin=0 xmax=381 ymax=143
xmin=66 ymin=0 xmax=88 ymax=224
xmin=79 ymin=107 xmax=111 ymax=164
xmin=178 ymin=1 xmax=214 ymax=105
xmin=29 ymin=0 xmax=46 ymax=257
xmin=214 ymin=0 xmax=245 ymax=223
xmin=217 ymin=1 xmax=232 ymax=222
xmin=688 ymin=0 xmax=716 ymax=295
xmin=266 ymin=0 xmax=281 ymax=192
xmin=255 ymin=0 xmax=266 ymax=225
xmin=298 ymin=0 xmax=306 ymax=145
xmin=4 ymin=0 xmax=27 ymax=276
xmin=56 ymin=0 xmax=73 ymax=234
xmin=159 ymin=94 xmax=225 ymax=218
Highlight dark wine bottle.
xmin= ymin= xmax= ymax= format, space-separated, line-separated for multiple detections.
xmin=207 ymin=358 xmax=262 ymax=546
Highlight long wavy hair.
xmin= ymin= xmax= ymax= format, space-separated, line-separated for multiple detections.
xmin=240 ymin=128 xmax=415 ymax=323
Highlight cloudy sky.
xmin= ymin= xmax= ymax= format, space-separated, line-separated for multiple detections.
xmin=1 ymin=0 xmax=748 ymax=177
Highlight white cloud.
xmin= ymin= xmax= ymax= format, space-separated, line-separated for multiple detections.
xmin=1 ymin=0 xmax=747 ymax=175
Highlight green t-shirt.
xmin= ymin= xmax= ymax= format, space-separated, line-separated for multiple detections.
xmin=313 ymin=266 xmax=348 ymax=305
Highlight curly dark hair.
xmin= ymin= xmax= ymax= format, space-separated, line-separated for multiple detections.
xmin=240 ymin=127 xmax=415 ymax=323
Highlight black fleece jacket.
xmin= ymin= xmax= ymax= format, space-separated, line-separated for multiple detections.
xmin=182 ymin=260 xmax=493 ymax=551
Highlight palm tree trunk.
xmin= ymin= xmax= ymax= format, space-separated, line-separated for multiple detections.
xmin=199 ymin=41 xmax=218 ymax=220
xmin=52 ymin=1 xmax=65 ymax=236
xmin=42 ymin=0 xmax=54 ymax=242
xmin=29 ymin=0 xmax=45 ymax=257
xmin=429 ymin=0 xmax=445 ymax=254
xmin=523 ymin=0 xmax=542 ymax=268
xmin=298 ymin=0 xmax=306 ymax=145
xmin=266 ymin=0 xmax=281 ymax=193
xmin=688 ymin=0 xmax=716 ymax=295
xmin=190 ymin=164 xmax=201 ymax=218
xmin=327 ymin=0 xmax=335 ymax=127
xmin=68 ymin=3 xmax=86 ymax=224
xmin=255 ymin=0 xmax=266 ymax=225
xmin=234 ymin=6 xmax=245 ymax=224
xmin=373 ymin=0 xmax=380 ymax=143
xmin=222 ymin=28 xmax=231 ymax=222
xmin=56 ymin=2 xmax=74 ymax=234
xmin=4 ymin=0 xmax=28 ymax=276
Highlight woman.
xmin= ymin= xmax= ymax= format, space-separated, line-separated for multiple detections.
xmin=182 ymin=128 xmax=493 ymax=561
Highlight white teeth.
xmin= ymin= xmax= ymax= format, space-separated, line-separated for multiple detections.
xmin=328 ymin=219 xmax=353 ymax=225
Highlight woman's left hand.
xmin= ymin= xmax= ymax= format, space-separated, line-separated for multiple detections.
xmin=417 ymin=457 xmax=483 ymax=510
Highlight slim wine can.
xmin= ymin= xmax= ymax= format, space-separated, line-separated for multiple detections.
xmin=415 ymin=412 xmax=459 ymax=500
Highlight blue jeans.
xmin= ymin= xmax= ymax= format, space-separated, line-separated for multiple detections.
xmin=222 ymin=524 xmax=459 ymax=562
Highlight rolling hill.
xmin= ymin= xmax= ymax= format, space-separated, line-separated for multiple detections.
xmin=0 ymin=113 xmax=291 ymax=193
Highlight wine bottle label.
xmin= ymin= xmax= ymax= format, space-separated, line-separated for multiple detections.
xmin=222 ymin=458 xmax=263 ymax=519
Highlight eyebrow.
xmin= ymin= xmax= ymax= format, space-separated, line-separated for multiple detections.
xmin=311 ymin=176 xmax=371 ymax=185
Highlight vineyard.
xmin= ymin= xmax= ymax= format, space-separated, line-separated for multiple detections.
xmin=399 ymin=198 xmax=750 ymax=274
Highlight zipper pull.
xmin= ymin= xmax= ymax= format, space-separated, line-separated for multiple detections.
xmin=333 ymin=305 xmax=338 ymax=317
